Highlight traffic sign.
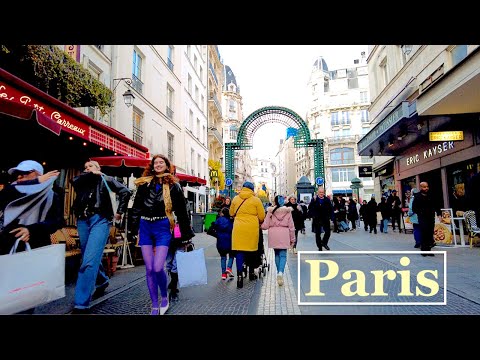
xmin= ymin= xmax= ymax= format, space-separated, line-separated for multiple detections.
xmin=315 ymin=177 xmax=324 ymax=186
xmin=225 ymin=178 xmax=233 ymax=187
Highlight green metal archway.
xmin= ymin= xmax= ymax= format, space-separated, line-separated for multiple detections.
xmin=225 ymin=106 xmax=324 ymax=198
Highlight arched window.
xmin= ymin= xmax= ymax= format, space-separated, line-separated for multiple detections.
xmin=330 ymin=147 xmax=354 ymax=165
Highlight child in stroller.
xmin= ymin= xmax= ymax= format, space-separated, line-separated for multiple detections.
xmin=242 ymin=227 xmax=270 ymax=280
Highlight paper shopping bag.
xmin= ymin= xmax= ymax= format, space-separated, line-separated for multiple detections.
xmin=0 ymin=243 xmax=66 ymax=314
xmin=176 ymin=247 xmax=208 ymax=288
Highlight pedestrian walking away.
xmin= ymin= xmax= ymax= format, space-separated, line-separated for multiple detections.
xmin=210 ymin=207 xmax=235 ymax=280
xmin=71 ymin=160 xmax=132 ymax=314
xmin=229 ymin=181 xmax=265 ymax=289
xmin=261 ymin=195 xmax=295 ymax=286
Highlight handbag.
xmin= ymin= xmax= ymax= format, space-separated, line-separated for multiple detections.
xmin=175 ymin=246 xmax=208 ymax=288
xmin=0 ymin=239 xmax=66 ymax=314
xmin=173 ymin=223 xmax=182 ymax=239
xmin=206 ymin=223 xmax=217 ymax=238
xmin=101 ymin=175 xmax=118 ymax=215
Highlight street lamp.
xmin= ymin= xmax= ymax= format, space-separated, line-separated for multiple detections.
xmin=112 ymin=78 xmax=135 ymax=107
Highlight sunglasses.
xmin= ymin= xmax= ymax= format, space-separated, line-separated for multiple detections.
xmin=15 ymin=170 xmax=35 ymax=176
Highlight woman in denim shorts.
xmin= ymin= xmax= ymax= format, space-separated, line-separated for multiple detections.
xmin=130 ymin=155 xmax=194 ymax=315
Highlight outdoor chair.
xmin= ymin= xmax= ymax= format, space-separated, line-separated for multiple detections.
xmin=463 ymin=210 xmax=480 ymax=248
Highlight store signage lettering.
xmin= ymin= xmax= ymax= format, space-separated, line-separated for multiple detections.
xmin=406 ymin=141 xmax=454 ymax=166
xmin=51 ymin=111 xmax=86 ymax=136
xmin=0 ymin=83 xmax=89 ymax=139
xmin=358 ymin=102 xmax=407 ymax=153
xmin=429 ymin=131 xmax=464 ymax=141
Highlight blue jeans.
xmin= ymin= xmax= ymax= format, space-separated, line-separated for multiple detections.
xmin=381 ymin=219 xmax=389 ymax=233
xmin=74 ymin=214 xmax=111 ymax=309
xmin=274 ymin=249 xmax=287 ymax=274
xmin=413 ymin=223 xmax=421 ymax=246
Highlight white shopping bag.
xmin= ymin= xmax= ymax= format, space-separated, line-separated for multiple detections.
xmin=0 ymin=240 xmax=66 ymax=314
xmin=176 ymin=247 xmax=208 ymax=288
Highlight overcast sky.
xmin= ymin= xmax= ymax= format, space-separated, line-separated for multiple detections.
xmin=219 ymin=45 xmax=368 ymax=158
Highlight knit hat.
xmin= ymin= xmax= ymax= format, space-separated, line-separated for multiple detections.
xmin=242 ymin=181 xmax=254 ymax=191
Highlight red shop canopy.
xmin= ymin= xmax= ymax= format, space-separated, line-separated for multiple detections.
xmin=91 ymin=155 xmax=207 ymax=186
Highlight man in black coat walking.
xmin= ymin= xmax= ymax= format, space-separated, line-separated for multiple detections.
xmin=412 ymin=181 xmax=441 ymax=256
xmin=308 ymin=187 xmax=334 ymax=251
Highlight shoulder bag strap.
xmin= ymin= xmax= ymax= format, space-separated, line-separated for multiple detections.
xmin=234 ymin=199 xmax=247 ymax=217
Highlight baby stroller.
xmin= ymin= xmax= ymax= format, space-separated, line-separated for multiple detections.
xmin=242 ymin=227 xmax=270 ymax=280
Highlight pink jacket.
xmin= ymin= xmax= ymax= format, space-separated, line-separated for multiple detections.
xmin=261 ymin=206 xmax=295 ymax=249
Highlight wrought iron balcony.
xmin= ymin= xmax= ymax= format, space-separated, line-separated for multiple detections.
xmin=208 ymin=127 xmax=223 ymax=146
xmin=166 ymin=106 xmax=174 ymax=120
xmin=209 ymin=62 xmax=218 ymax=85
xmin=208 ymin=93 xmax=222 ymax=117
xmin=131 ymin=73 xmax=143 ymax=94
xmin=326 ymin=135 xmax=358 ymax=144
xmin=133 ymin=124 xmax=143 ymax=144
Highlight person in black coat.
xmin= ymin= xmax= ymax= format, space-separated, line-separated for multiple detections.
xmin=378 ymin=196 xmax=391 ymax=234
xmin=308 ymin=187 xmax=334 ymax=251
xmin=71 ymin=160 xmax=131 ymax=314
xmin=347 ymin=197 xmax=359 ymax=230
xmin=387 ymin=190 xmax=402 ymax=231
xmin=412 ymin=181 xmax=442 ymax=256
xmin=359 ymin=200 xmax=369 ymax=231
xmin=285 ymin=195 xmax=305 ymax=254
xmin=131 ymin=154 xmax=194 ymax=313
xmin=366 ymin=196 xmax=378 ymax=234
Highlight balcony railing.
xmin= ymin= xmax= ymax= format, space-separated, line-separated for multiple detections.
xmin=208 ymin=127 xmax=223 ymax=146
xmin=133 ymin=124 xmax=143 ymax=144
xmin=326 ymin=135 xmax=358 ymax=144
xmin=166 ymin=106 xmax=174 ymax=120
xmin=209 ymin=62 xmax=218 ymax=85
xmin=167 ymin=58 xmax=174 ymax=72
xmin=208 ymin=93 xmax=222 ymax=116
xmin=131 ymin=73 xmax=143 ymax=94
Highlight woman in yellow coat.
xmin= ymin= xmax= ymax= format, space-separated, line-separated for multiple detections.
xmin=229 ymin=181 xmax=266 ymax=288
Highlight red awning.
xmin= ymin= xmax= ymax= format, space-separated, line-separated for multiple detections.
xmin=91 ymin=155 xmax=206 ymax=186
xmin=176 ymin=172 xmax=207 ymax=186
xmin=0 ymin=67 xmax=149 ymax=159
xmin=91 ymin=155 xmax=150 ymax=168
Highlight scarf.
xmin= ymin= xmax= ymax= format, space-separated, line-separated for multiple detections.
xmin=3 ymin=176 xmax=56 ymax=229
xmin=134 ymin=173 xmax=175 ymax=231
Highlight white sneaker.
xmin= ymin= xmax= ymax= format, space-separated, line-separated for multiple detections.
xmin=277 ymin=272 xmax=284 ymax=286
xmin=293 ymin=248 xmax=297 ymax=254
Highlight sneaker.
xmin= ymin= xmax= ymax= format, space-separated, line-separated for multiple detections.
xmin=160 ymin=298 xmax=169 ymax=315
xmin=92 ymin=282 xmax=109 ymax=300
xmin=226 ymin=267 xmax=234 ymax=277
xmin=221 ymin=273 xmax=227 ymax=280
xmin=293 ymin=248 xmax=297 ymax=254
xmin=277 ymin=272 xmax=284 ymax=286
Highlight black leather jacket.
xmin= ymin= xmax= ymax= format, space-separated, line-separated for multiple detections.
xmin=130 ymin=181 xmax=194 ymax=246
xmin=71 ymin=172 xmax=132 ymax=221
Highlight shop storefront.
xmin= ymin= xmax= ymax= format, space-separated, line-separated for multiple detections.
xmin=396 ymin=126 xmax=480 ymax=211
xmin=0 ymin=68 xmax=150 ymax=224
xmin=373 ymin=159 xmax=395 ymax=199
